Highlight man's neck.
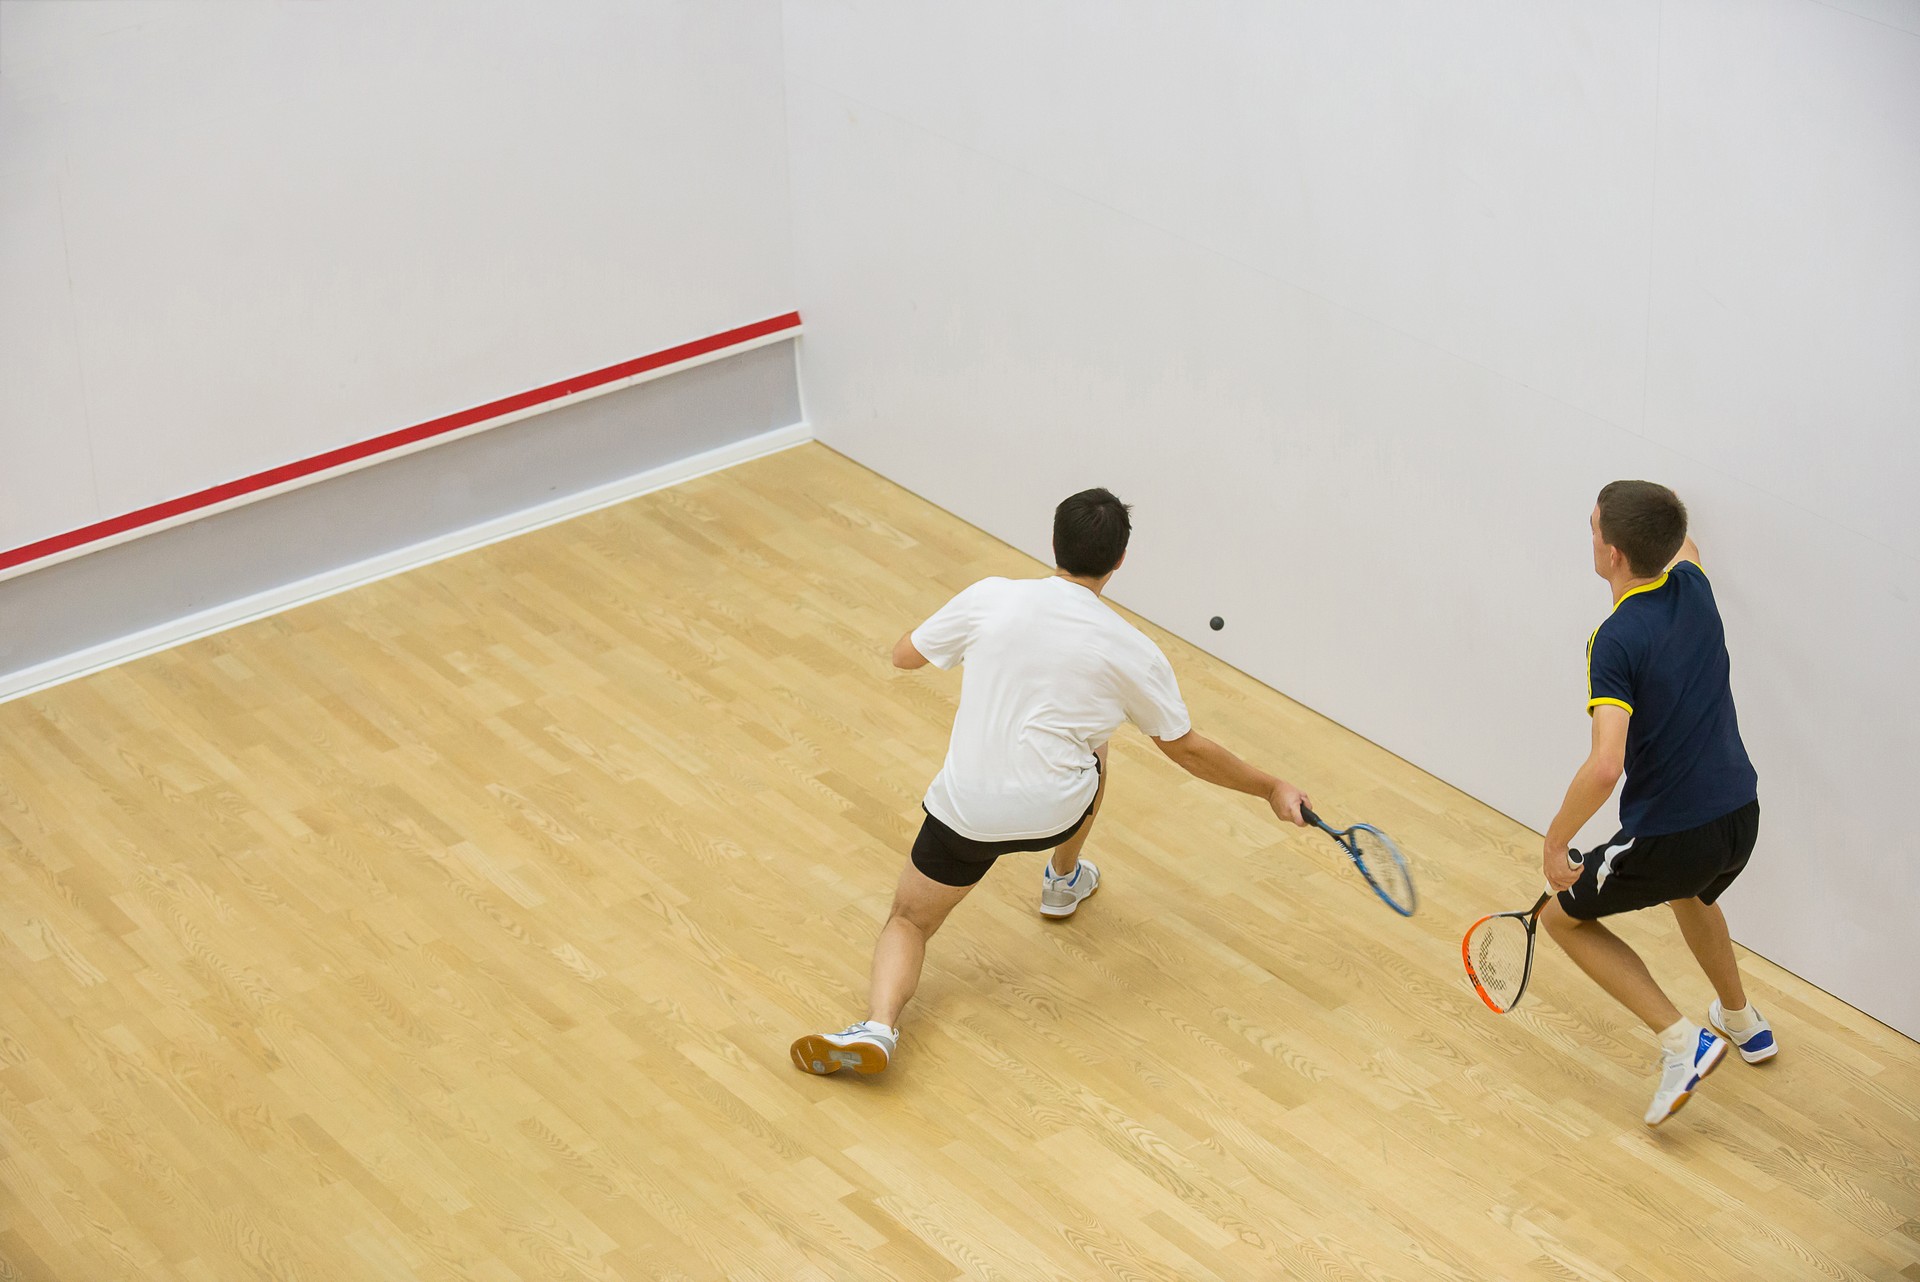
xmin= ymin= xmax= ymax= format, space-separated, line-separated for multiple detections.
xmin=1607 ymin=568 xmax=1662 ymax=605
xmin=1054 ymin=569 xmax=1108 ymax=597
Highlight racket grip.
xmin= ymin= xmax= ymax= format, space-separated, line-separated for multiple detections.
xmin=1567 ymin=847 xmax=1584 ymax=867
xmin=1299 ymin=804 xmax=1321 ymax=828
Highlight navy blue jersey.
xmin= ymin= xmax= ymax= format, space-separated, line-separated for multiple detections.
xmin=1586 ymin=560 xmax=1758 ymax=836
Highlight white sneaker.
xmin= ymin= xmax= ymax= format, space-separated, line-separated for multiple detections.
xmin=1706 ymin=999 xmax=1778 ymax=1063
xmin=1040 ymin=859 xmax=1100 ymax=918
xmin=1644 ymin=1028 xmax=1728 ymax=1127
xmin=790 ymin=1021 xmax=896 ymax=1076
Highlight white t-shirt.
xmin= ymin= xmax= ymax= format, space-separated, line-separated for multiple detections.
xmin=910 ymin=576 xmax=1193 ymax=841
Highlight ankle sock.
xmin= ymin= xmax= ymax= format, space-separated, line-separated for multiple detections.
xmin=1719 ymin=1002 xmax=1760 ymax=1034
xmin=1658 ymin=1018 xmax=1699 ymax=1056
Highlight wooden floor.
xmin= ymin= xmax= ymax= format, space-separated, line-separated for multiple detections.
xmin=1 ymin=443 xmax=1915 ymax=1282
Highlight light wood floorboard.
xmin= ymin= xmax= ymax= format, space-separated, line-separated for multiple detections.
xmin=0 ymin=443 xmax=1914 ymax=1281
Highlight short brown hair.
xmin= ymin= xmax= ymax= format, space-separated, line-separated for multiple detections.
xmin=1596 ymin=480 xmax=1687 ymax=577
xmin=1054 ymin=488 xmax=1132 ymax=578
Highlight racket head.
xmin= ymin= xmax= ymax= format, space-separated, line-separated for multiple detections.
xmin=1461 ymin=906 xmax=1540 ymax=1013
xmin=1347 ymin=824 xmax=1417 ymax=916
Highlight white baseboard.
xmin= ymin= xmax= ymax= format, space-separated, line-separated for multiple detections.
xmin=0 ymin=421 xmax=812 ymax=705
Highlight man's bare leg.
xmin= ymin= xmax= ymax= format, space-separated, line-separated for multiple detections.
xmin=1050 ymin=743 xmax=1109 ymax=877
xmin=1541 ymin=899 xmax=1682 ymax=1032
xmin=866 ymin=862 xmax=973 ymax=1028
xmin=1669 ymin=897 xmax=1747 ymax=1010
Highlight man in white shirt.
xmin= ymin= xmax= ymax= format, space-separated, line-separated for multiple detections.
xmin=791 ymin=488 xmax=1313 ymax=1078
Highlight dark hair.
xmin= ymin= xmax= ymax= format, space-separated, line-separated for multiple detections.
xmin=1596 ymin=480 xmax=1687 ymax=577
xmin=1053 ymin=488 xmax=1132 ymax=578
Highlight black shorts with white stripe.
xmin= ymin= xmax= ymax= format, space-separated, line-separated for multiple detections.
xmin=1556 ymin=799 xmax=1760 ymax=921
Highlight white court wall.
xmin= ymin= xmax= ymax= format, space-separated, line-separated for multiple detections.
xmin=0 ymin=0 xmax=794 ymax=553
xmin=784 ymin=1 xmax=1920 ymax=1035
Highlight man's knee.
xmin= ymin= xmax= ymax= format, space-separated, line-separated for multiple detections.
xmin=886 ymin=898 xmax=938 ymax=935
xmin=888 ymin=875 xmax=968 ymax=935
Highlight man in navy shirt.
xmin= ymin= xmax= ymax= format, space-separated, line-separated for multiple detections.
xmin=1539 ymin=481 xmax=1774 ymax=1127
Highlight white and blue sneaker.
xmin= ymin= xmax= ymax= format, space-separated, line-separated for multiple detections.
xmin=1644 ymin=1028 xmax=1728 ymax=1127
xmin=1706 ymin=999 xmax=1779 ymax=1063
xmin=790 ymin=1021 xmax=897 ymax=1076
xmin=1040 ymin=859 xmax=1100 ymax=918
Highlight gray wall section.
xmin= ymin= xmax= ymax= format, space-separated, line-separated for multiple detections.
xmin=0 ymin=339 xmax=801 ymax=682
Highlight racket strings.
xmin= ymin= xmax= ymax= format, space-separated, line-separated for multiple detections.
xmin=1352 ymin=828 xmax=1416 ymax=913
xmin=1468 ymin=916 xmax=1532 ymax=1011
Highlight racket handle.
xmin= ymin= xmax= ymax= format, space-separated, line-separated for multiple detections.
xmin=1537 ymin=849 xmax=1586 ymax=901
xmin=1299 ymin=804 xmax=1322 ymax=828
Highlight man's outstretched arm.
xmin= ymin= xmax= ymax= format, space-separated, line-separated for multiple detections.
xmin=1154 ymin=730 xmax=1310 ymax=826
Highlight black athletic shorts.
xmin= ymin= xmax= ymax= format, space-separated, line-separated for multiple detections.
xmin=1556 ymin=798 xmax=1759 ymax=921
xmin=910 ymin=760 xmax=1101 ymax=888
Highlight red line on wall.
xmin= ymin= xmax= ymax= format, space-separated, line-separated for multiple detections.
xmin=0 ymin=311 xmax=803 ymax=576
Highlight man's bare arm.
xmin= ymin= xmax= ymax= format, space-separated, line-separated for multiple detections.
xmin=1541 ymin=704 xmax=1629 ymax=889
xmin=892 ymin=632 xmax=929 ymax=670
xmin=1666 ymin=536 xmax=1701 ymax=572
xmin=1154 ymin=730 xmax=1309 ymax=826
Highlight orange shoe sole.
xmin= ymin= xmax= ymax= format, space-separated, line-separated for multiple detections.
xmin=790 ymin=1034 xmax=890 ymax=1076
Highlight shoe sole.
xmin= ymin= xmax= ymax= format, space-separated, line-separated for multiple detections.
xmin=1645 ymin=1038 xmax=1729 ymax=1128
xmin=1039 ymin=879 xmax=1099 ymax=919
xmin=1705 ymin=1014 xmax=1779 ymax=1064
xmin=790 ymin=1035 xmax=889 ymax=1076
